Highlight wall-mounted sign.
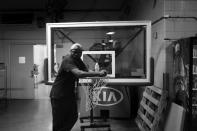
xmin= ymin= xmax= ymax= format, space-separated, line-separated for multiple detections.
xmin=95 ymin=87 xmax=123 ymax=106
xmin=19 ymin=56 xmax=26 ymax=64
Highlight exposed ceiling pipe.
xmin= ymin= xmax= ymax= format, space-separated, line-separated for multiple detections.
xmin=152 ymin=15 xmax=197 ymax=40
xmin=152 ymin=15 xmax=197 ymax=25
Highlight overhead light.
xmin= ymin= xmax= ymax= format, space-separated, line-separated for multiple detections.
xmin=109 ymin=40 xmax=114 ymax=42
xmin=106 ymin=32 xmax=115 ymax=35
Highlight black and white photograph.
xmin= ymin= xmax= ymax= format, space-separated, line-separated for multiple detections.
xmin=0 ymin=0 xmax=197 ymax=131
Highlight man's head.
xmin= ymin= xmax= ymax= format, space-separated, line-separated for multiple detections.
xmin=70 ymin=43 xmax=83 ymax=59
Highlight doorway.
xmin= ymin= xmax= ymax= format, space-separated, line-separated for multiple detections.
xmin=33 ymin=45 xmax=51 ymax=99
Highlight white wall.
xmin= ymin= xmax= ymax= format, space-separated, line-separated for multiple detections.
xmin=165 ymin=0 xmax=197 ymax=39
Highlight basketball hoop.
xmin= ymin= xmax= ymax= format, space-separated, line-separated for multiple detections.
xmin=80 ymin=77 xmax=108 ymax=111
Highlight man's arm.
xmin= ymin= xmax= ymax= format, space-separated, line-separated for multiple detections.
xmin=71 ymin=68 xmax=107 ymax=78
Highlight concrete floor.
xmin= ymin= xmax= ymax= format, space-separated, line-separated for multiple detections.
xmin=0 ymin=99 xmax=139 ymax=131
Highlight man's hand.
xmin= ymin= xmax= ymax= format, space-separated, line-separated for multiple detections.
xmin=99 ymin=70 xmax=107 ymax=77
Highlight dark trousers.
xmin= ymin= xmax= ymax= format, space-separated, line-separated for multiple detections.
xmin=51 ymin=98 xmax=78 ymax=131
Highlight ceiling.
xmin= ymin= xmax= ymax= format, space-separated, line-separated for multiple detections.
xmin=0 ymin=0 xmax=128 ymax=12
xmin=0 ymin=0 xmax=132 ymax=24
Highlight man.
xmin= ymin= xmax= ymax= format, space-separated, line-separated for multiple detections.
xmin=50 ymin=43 xmax=107 ymax=131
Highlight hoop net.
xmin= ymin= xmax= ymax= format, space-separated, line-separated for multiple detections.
xmin=80 ymin=78 xmax=108 ymax=111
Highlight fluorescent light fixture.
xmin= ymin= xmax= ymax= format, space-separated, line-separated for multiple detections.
xmin=108 ymin=40 xmax=113 ymax=42
xmin=106 ymin=31 xmax=115 ymax=35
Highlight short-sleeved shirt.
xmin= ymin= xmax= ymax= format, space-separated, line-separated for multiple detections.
xmin=50 ymin=54 xmax=87 ymax=99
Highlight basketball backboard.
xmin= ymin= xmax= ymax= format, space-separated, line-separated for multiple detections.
xmin=46 ymin=21 xmax=153 ymax=85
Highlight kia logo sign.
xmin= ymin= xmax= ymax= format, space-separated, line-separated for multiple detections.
xmin=95 ymin=87 xmax=123 ymax=106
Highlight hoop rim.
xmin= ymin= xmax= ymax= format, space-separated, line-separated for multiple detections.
xmin=81 ymin=76 xmax=111 ymax=79
xmin=79 ymin=77 xmax=110 ymax=83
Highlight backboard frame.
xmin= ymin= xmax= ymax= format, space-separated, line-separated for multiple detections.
xmin=81 ymin=51 xmax=115 ymax=77
xmin=46 ymin=21 xmax=152 ymax=85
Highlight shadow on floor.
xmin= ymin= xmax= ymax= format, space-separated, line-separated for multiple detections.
xmin=0 ymin=99 xmax=139 ymax=131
